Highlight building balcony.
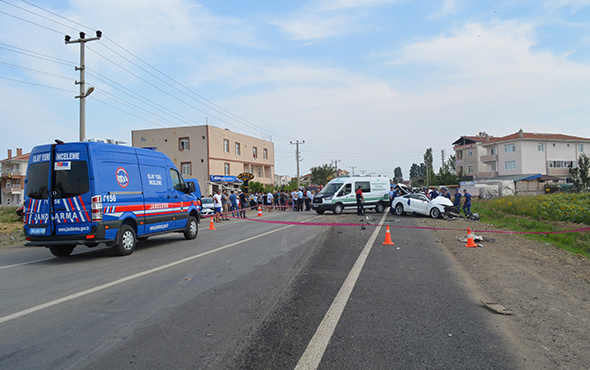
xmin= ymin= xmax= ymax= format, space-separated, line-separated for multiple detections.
xmin=2 ymin=186 xmax=23 ymax=194
xmin=480 ymin=154 xmax=497 ymax=163
xmin=1 ymin=171 xmax=24 ymax=179
xmin=478 ymin=171 xmax=498 ymax=178
xmin=547 ymin=168 xmax=571 ymax=176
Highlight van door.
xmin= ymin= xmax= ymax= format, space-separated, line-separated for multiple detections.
xmin=168 ymin=168 xmax=190 ymax=229
xmin=24 ymin=147 xmax=52 ymax=236
xmin=52 ymin=144 xmax=92 ymax=236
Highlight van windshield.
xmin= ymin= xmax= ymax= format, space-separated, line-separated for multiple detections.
xmin=318 ymin=182 xmax=342 ymax=196
xmin=26 ymin=162 xmax=50 ymax=200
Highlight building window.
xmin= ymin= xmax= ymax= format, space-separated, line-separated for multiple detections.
xmin=579 ymin=144 xmax=584 ymax=153
xmin=224 ymin=163 xmax=230 ymax=175
xmin=538 ymin=143 xmax=545 ymax=152
xmin=181 ymin=162 xmax=192 ymax=176
xmin=504 ymin=143 xmax=515 ymax=153
xmin=253 ymin=147 xmax=258 ymax=159
xmin=505 ymin=161 xmax=516 ymax=170
xmin=467 ymin=150 xmax=473 ymax=157
xmin=548 ymin=160 xmax=576 ymax=168
xmin=490 ymin=146 xmax=496 ymax=155
xmin=491 ymin=162 xmax=497 ymax=172
xmin=179 ymin=137 xmax=189 ymax=151
xmin=467 ymin=165 xmax=474 ymax=174
xmin=263 ymin=148 xmax=268 ymax=159
xmin=235 ymin=143 xmax=240 ymax=155
xmin=223 ymin=139 xmax=229 ymax=153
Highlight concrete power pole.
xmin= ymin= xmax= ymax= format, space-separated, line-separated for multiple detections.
xmin=65 ymin=30 xmax=102 ymax=142
xmin=290 ymin=140 xmax=305 ymax=189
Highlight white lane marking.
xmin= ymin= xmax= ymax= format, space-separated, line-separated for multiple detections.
xmin=0 ymin=225 xmax=293 ymax=325
xmin=295 ymin=212 xmax=388 ymax=370
xmin=0 ymin=257 xmax=55 ymax=270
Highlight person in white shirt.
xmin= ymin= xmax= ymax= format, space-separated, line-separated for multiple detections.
xmin=212 ymin=189 xmax=222 ymax=223
xmin=266 ymin=191 xmax=274 ymax=212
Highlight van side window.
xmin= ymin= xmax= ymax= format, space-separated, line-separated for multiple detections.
xmin=169 ymin=169 xmax=186 ymax=191
xmin=355 ymin=181 xmax=371 ymax=193
xmin=341 ymin=183 xmax=352 ymax=195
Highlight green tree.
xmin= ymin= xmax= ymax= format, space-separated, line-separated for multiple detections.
xmin=247 ymin=181 xmax=264 ymax=193
xmin=423 ymin=148 xmax=435 ymax=187
xmin=393 ymin=166 xmax=403 ymax=183
xmin=310 ymin=163 xmax=337 ymax=186
xmin=570 ymin=153 xmax=590 ymax=191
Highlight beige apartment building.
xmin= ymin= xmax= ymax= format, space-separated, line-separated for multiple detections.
xmin=453 ymin=130 xmax=590 ymax=181
xmin=132 ymin=125 xmax=274 ymax=195
xmin=1 ymin=148 xmax=29 ymax=206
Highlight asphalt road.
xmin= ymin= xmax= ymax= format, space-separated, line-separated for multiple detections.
xmin=0 ymin=209 xmax=520 ymax=369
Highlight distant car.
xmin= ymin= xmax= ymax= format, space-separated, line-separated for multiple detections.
xmin=392 ymin=193 xmax=454 ymax=219
xmin=200 ymin=197 xmax=214 ymax=215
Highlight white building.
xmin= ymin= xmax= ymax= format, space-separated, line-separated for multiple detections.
xmin=1 ymin=148 xmax=29 ymax=206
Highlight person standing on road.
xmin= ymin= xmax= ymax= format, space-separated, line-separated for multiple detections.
xmin=266 ymin=191 xmax=274 ymax=212
xmin=297 ymin=188 xmax=304 ymax=212
xmin=221 ymin=189 xmax=230 ymax=221
xmin=356 ymin=185 xmax=365 ymax=216
xmin=212 ymin=189 xmax=222 ymax=223
xmin=453 ymin=189 xmax=462 ymax=207
xmin=463 ymin=189 xmax=472 ymax=217
xmin=305 ymin=189 xmax=312 ymax=211
xmin=239 ymin=191 xmax=248 ymax=218
xmin=229 ymin=190 xmax=239 ymax=217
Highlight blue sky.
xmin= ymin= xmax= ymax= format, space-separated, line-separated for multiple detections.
xmin=2 ymin=0 xmax=590 ymax=178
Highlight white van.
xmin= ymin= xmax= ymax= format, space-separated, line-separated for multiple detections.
xmin=311 ymin=176 xmax=391 ymax=215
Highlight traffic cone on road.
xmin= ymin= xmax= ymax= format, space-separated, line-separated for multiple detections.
xmin=465 ymin=227 xmax=477 ymax=248
xmin=208 ymin=217 xmax=216 ymax=230
xmin=257 ymin=205 xmax=263 ymax=217
xmin=382 ymin=225 xmax=395 ymax=245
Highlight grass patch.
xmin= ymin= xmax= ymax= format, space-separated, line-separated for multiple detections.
xmin=472 ymin=194 xmax=590 ymax=258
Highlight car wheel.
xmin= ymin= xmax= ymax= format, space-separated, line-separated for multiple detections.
xmin=315 ymin=210 xmax=325 ymax=215
xmin=375 ymin=202 xmax=385 ymax=213
xmin=183 ymin=216 xmax=198 ymax=240
xmin=430 ymin=207 xmax=441 ymax=219
xmin=114 ymin=224 xmax=136 ymax=256
xmin=49 ymin=245 xmax=74 ymax=257
xmin=333 ymin=203 xmax=344 ymax=215
xmin=394 ymin=203 xmax=404 ymax=216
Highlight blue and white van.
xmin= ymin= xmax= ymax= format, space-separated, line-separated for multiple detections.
xmin=23 ymin=141 xmax=200 ymax=257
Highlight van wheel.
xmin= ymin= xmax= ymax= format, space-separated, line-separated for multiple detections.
xmin=315 ymin=210 xmax=325 ymax=215
xmin=114 ymin=224 xmax=136 ymax=256
xmin=375 ymin=202 xmax=385 ymax=213
xmin=49 ymin=245 xmax=74 ymax=257
xmin=394 ymin=203 xmax=404 ymax=216
xmin=430 ymin=207 xmax=441 ymax=219
xmin=184 ymin=216 xmax=198 ymax=240
xmin=333 ymin=203 xmax=344 ymax=215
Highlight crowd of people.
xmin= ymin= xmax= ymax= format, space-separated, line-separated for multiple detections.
xmin=208 ymin=188 xmax=320 ymax=222
xmin=208 ymin=184 xmax=474 ymax=222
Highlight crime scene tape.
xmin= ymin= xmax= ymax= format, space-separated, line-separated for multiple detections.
xmin=202 ymin=205 xmax=590 ymax=235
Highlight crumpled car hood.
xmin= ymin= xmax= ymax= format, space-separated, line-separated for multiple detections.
xmin=431 ymin=196 xmax=454 ymax=207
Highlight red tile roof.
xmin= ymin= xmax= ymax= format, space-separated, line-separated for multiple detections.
xmin=483 ymin=132 xmax=590 ymax=144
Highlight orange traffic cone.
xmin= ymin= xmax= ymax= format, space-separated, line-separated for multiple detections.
xmin=382 ymin=225 xmax=395 ymax=245
xmin=465 ymin=227 xmax=477 ymax=247
xmin=208 ymin=217 xmax=216 ymax=230
xmin=257 ymin=205 xmax=263 ymax=217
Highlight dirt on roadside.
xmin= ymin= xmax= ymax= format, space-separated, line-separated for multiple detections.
xmin=423 ymin=217 xmax=590 ymax=369
xmin=0 ymin=223 xmax=25 ymax=247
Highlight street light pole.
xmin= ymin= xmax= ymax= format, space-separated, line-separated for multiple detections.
xmin=290 ymin=140 xmax=305 ymax=189
xmin=65 ymin=30 xmax=101 ymax=142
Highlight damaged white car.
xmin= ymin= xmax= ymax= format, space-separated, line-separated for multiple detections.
xmin=392 ymin=193 xmax=455 ymax=219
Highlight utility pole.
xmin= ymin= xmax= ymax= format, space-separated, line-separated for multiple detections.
xmin=350 ymin=165 xmax=357 ymax=175
xmin=65 ymin=30 xmax=102 ymax=142
xmin=332 ymin=159 xmax=340 ymax=177
xmin=290 ymin=140 xmax=305 ymax=189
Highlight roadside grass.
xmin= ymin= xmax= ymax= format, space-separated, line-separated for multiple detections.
xmin=0 ymin=206 xmax=24 ymax=245
xmin=472 ymin=193 xmax=590 ymax=258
